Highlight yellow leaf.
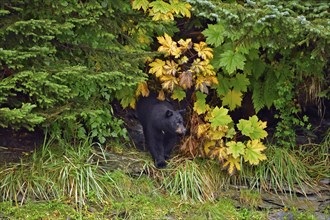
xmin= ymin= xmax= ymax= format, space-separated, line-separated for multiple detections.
xmin=191 ymin=59 xmax=216 ymax=77
xmin=195 ymin=76 xmax=211 ymax=94
xmin=191 ymin=58 xmax=205 ymax=74
xmin=204 ymin=140 xmax=216 ymax=156
xmin=132 ymin=0 xmax=149 ymax=12
xmin=208 ymin=126 xmax=228 ymax=140
xmin=160 ymin=75 xmax=178 ymax=91
xmin=135 ymin=81 xmax=150 ymax=97
xmin=208 ymin=140 xmax=227 ymax=161
xmin=206 ymin=75 xmax=219 ymax=85
xmin=163 ymin=60 xmax=179 ymax=76
xmin=197 ymin=123 xmax=210 ymax=138
xmin=157 ymin=89 xmax=165 ymax=101
xmin=244 ymin=140 xmax=267 ymax=165
xmin=194 ymin=42 xmax=213 ymax=60
xmin=157 ymin=33 xmax=181 ymax=57
xmin=203 ymin=63 xmax=216 ymax=76
xmin=129 ymin=98 xmax=136 ymax=109
xmin=179 ymin=56 xmax=189 ymax=64
xmin=259 ymin=120 xmax=267 ymax=129
xmin=149 ymin=59 xmax=165 ymax=77
xmin=223 ymin=156 xmax=241 ymax=175
xmin=178 ymin=38 xmax=192 ymax=52
xmin=179 ymin=70 xmax=193 ymax=89
xmin=150 ymin=11 xmax=175 ymax=21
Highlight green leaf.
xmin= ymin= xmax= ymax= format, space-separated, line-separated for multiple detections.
xmin=209 ymin=106 xmax=232 ymax=127
xmin=231 ymin=73 xmax=250 ymax=92
xmin=149 ymin=0 xmax=171 ymax=13
xmin=251 ymin=81 xmax=265 ymax=113
xmin=169 ymin=0 xmax=191 ymax=18
xmin=193 ymin=91 xmax=209 ymax=115
xmin=237 ymin=116 xmax=268 ymax=140
xmin=213 ymin=75 xmax=231 ymax=97
xmin=221 ymin=89 xmax=242 ymax=110
xmin=171 ymin=88 xmax=186 ymax=101
xmin=251 ymin=60 xmax=266 ymax=80
xmin=226 ymin=141 xmax=245 ymax=158
xmin=244 ymin=140 xmax=267 ymax=165
xmin=202 ymin=23 xmax=225 ymax=47
xmin=219 ymin=50 xmax=246 ymax=74
xmin=132 ymin=0 xmax=150 ymax=12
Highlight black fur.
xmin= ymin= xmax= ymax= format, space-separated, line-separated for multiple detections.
xmin=136 ymin=95 xmax=186 ymax=168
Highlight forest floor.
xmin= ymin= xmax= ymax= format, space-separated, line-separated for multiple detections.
xmin=0 ymin=120 xmax=329 ymax=220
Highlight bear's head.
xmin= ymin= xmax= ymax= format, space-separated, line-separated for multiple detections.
xmin=164 ymin=110 xmax=186 ymax=135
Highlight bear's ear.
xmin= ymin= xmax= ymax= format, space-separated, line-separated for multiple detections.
xmin=178 ymin=109 xmax=186 ymax=115
xmin=165 ymin=110 xmax=173 ymax=118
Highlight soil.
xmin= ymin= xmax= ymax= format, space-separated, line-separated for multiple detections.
xmin=0 ymin=128 xmax=44 ymax=165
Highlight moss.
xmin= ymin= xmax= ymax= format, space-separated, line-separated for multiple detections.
xmin=0 ymin=201 xmax=80 ymax=220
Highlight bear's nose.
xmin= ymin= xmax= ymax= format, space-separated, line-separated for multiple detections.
xmin=176 ymin=126 xmax=186 ymax=135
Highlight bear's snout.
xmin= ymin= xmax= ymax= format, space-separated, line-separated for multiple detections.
xmin=176 ymin=126 xmax=186 ymax=135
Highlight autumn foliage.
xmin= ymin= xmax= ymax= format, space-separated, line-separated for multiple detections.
xmin=136 ymin=33 xmax=268 ymax=174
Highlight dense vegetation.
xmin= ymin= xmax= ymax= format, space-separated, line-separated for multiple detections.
xmin=0 ymin=0 xmax=329 ymax=218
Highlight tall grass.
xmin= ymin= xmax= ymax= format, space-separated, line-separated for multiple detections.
xmin=302 ymin=130 xmax=330 ymax=179
xmin=161 ymin=158 xmax=229 ymax=202
xmin=238 ymin=145 xmax=320 ymax=196
xmin=0 ymin=136 xmax=120 ymax=207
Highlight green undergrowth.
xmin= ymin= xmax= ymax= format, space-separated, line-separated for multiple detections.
xmin=0 ymin=196 xmax=267 ymax=220
xmin=0 ymin=135 xmax=328 ymax=219
xmin=237 ymin=134 xmax=330 ymax=196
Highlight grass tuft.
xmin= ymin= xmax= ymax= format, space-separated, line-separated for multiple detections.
xmin=239 ymin=145 xmax=318 ymax=196
xmin=161 ymin=157 xmax=227 ymax=202
xmin=0 ymin=136 xmax=120 ymax=208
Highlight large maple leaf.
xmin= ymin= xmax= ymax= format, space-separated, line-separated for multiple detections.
xmin=132 ymin=0 xmax=149 ymax=12
xmin=135 ymin=81 xmax=149 ymax=97
xmin=237 ymin=116 xmax=268 ymax=140
xmin=157 ymin=33 xmax=181 ymax=57
xmin=194 ymin=42 xmax=213 ymax=60
xmin=219 ymin=50 xmax=246 ymax=74
xmin=244 ymin=140 xmax=267 ymax=165
xmin=149 ymin=59 xmax=165 ymax=77
xmin=221 ymin=89 xmax=242 ymax=110
xmin=208 ymin=106 xmax=232 ymax=127
xmin=214 ymin=75 xmax=231 ymax=97
xmin=171 ymin=88 xmax=186 ymax=101
xmin=226 ymin=141 xmax=245 ymax=158
xmin=149 ymin=0 xmax=171 ymax=13
xmin=163 ymin=60 xmax=179 ymax=76
xmin=160 ymin=75 xmax=178 ymax=91
xmin=178 ymin=38 xmax=192 ymax=52
xmin=231 ymin=73 xmax=250 ymax=92
xmin=170 ymin=0 xmax=191 ymax=17
xmin=195 ymin=76 xmax=210 ymax=94
xmin=202 ymin=23 xmax=225 ymax=47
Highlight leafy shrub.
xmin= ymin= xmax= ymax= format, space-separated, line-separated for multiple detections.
xmin=188 ymin=0 xmax=330 ymax=147
xmin=134 ymin=32 xmax=268 ymax=174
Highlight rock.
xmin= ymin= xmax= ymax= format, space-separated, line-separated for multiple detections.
xmin=268 ymin=211 xmax=294 ymax=220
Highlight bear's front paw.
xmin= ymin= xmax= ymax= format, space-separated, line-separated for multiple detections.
xmin=155 ymin=160 xmax=167 ymax=169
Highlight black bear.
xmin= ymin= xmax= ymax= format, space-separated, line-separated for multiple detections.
xmin=136 ymin=94 xmax=186 ymax=168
